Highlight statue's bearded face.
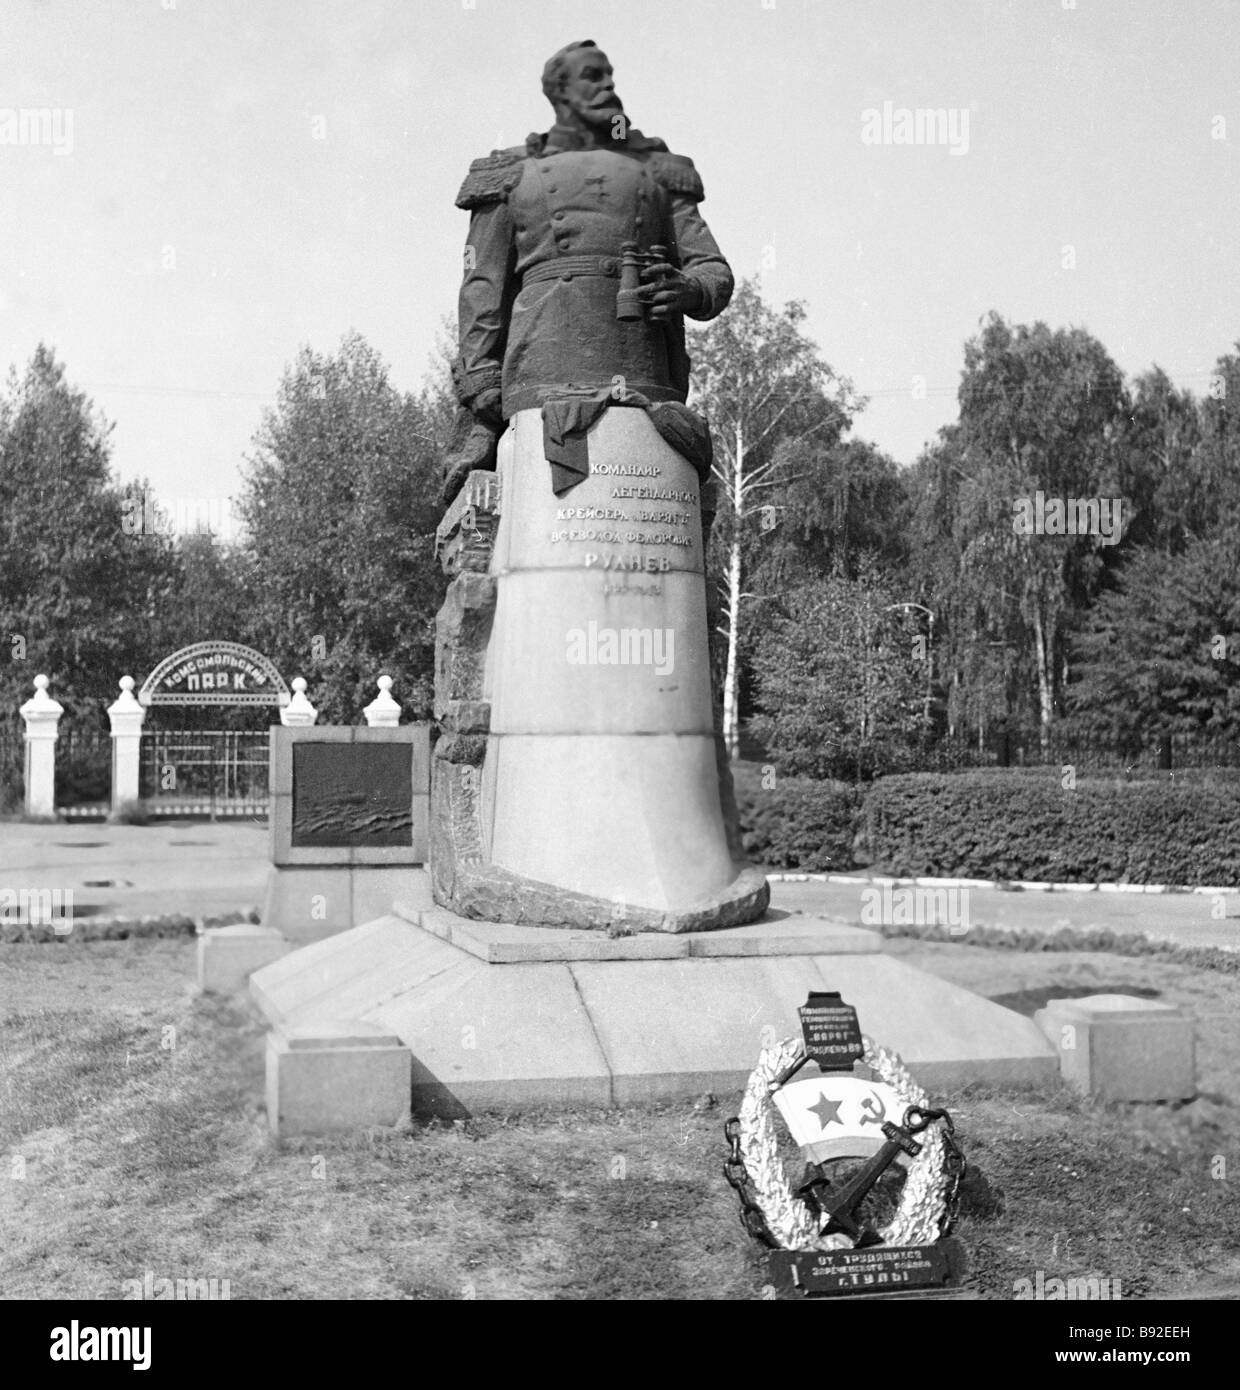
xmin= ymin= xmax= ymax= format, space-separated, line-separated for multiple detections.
xmin=558 ymin=48 xmax=624 ymax=129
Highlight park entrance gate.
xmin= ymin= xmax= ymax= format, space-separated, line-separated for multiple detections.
xmin=137 ymin=642 xmax=290 ymax=819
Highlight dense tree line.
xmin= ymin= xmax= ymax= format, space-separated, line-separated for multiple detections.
xmin=237 ymin=331 xmax=448 ymax=723
xmin=0 ymin=346 xmax=178 ymax=725
xmin=0 ymin=336 xmax=450 ymax=741
xmin=4 ymin=295 xmax=1238 ymax=785
xmin=692 ymin=301 xmax=1240 ymax=777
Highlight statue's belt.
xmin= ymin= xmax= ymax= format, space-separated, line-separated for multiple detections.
xmin=522 ymin=255 xmax=622 ymax=285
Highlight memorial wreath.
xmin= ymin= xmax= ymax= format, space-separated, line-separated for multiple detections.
xmin=724 ymin=1033 xmax=965 ymax=1252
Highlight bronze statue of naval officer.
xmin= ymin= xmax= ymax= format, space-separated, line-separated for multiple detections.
xmin=444 ymin=39 xmax=735 ymax=502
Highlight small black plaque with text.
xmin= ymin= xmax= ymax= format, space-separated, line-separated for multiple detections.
xmin=769 ymin=1241 xmax=959 ymax=1298
xmin=798 ymin=991 xmax=864 ymax=1070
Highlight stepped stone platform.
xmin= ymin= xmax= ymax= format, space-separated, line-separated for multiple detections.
xmin=249 ymin=872 xmax=1058 ymax=1134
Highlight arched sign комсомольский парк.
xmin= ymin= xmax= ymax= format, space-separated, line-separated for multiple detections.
xmin=137 ymin=641 xmax=290 ymax=708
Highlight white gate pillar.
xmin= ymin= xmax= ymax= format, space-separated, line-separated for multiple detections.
xmin=280 ymin=676 xmax=318 ymax=727
xmin=362 ymin=674 xmax=401 ymax=727
xmin=19 ymin=674 xmax=63 ymax=819
xmin=107 ymin=675 xmax=146 ymax=812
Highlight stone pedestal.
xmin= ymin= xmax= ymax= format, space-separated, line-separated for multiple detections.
xmin=430 ymin=410 xmax=767 ymax=930
xmin=19 ymin=674 xmax=63 ymax=819
xmin=106 ymin=675 xmax=146 ymax=814
xmin=1035 ymin=994 xmax=1196 ymax=1101
xmin=486 ymin=406 xmax=738 ymax=908
xmin=250 ymin=902 xmax=1058 ymax=1133
xmin=261 ymin=862 xmax=434 ymax=945
xmin=260 ymin=724 xmax=433 ymax=944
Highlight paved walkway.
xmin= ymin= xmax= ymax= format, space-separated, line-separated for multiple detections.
xmin=1 ymin=821 xmax=1237 ymax=949
xmin=0 ymin=821 xmax=269 ymax=920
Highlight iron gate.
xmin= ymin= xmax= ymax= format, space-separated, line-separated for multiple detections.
xmin=139 ymin=728 xmax=269 ymax=818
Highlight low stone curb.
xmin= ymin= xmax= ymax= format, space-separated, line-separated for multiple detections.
xmin=867 ymin=918 xmax=1240 ymax=971
xmin=767 ymin=872 xmax=1240 ymax=895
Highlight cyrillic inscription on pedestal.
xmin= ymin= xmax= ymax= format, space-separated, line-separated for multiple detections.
xmin=498 ymin=432 xmax=704 ymax=576
xmin=476 ymin=408 xmax=759 ymax=918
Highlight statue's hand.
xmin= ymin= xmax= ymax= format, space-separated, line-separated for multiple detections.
xmin=471 ymin=386 xmax=504 ymax=428
xmin=638 ymin=262 xmax=704 ymax=321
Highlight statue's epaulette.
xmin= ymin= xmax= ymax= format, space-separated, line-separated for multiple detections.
xmin=455 ymin=148 xmax=526 ymax=210
xmin=626 ymin=129 xmax=667 ymax=153
xmin=647 ymin=150 xmax=705 ymax=202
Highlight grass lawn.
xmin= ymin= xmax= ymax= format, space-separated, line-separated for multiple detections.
xmin=1 ymin=936 xmax=1238 ymax=1300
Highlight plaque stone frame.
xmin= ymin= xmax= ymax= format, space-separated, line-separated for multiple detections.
xmin=270 ymin=725 xmax=430 ymax=867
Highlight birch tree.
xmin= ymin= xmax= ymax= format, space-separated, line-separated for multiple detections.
xmin=905 ymin=315 xmax=1128 ymax=752
xmin=751 ymin=557 xmax=926 ymax=780
xmin=688 ymin=280 xmax=860 ymax=758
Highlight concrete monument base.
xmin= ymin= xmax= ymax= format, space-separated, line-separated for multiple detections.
xmin=260 ymin=863 xmax=435 ymax=945
xmin=250 ymin=873 xmax=1058 ymax=1134
xmin=200 ymin=869 xmax=439 ymax=995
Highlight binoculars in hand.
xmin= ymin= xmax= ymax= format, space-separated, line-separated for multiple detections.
xmin=616 ymin=241 xmax=673 ymax=321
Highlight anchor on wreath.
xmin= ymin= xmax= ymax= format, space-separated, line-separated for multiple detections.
xmin=722 ymin=991 xmax=969 ymax=1298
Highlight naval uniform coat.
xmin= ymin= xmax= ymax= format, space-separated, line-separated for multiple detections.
xmin=455 ymin=124 xmax=734 ymax=418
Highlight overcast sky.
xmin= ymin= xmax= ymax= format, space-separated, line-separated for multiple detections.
xmin=4 ymin=0 xmax=1237 ymax=516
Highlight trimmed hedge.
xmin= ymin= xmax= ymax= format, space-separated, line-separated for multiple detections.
xmin=860 ymin=771 xmax=1240 ymax=885
xmin=732 ymin=765 xmax=861 ymax=872
xmin=733 ymin=765 xmax=1240 ymax=886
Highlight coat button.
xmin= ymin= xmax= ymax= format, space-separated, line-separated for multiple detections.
xmin=553 ymin=211 xmax=566 ymax=221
